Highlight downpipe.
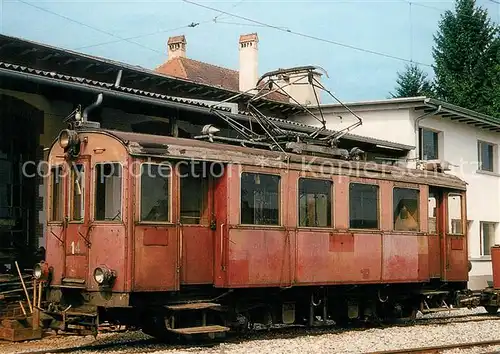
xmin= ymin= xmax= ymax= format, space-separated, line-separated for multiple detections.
xmin=414 ymin=103 xmax=442 ymax=163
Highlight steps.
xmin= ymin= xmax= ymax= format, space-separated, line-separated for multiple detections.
xmin=165 ymin=302 xmax=229 ymax=336
xmin=168 ymin=325 xmax=229 ymax=335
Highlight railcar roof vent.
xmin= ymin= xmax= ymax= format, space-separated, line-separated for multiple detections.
xmin=419 ymin=159 xmax=453 ymax=173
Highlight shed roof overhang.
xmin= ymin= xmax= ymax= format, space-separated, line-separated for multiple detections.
xmin=0 ymin=60 xmax=414 ymax=154
xmin=0 ymin=34 xmax=302 ymax=117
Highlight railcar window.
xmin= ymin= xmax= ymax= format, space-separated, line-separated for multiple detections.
xmin=428 ymin=192 xmax=437 ymax=234
xmin=180 ymin=165 xmax=208 ymax=225
xmin=71 ymin=164 xmax=85 ymax=221
xmin=140 ymin=164 xmax=170 ymax=222
xmin=448 ymin=194 xmax=463 ymax=234
xmin=50 ymin=166 xmax=64 ymax=222
xmin=393 ymin=188 xmax=419 ymax=231
xmin=349 ymin=183 xmax=378 ymax=229
xmin=241 ymin=172 xmax=280 ymax=225
xmin=95 ymin=163 xmax=122 ymax=222
xmin=298 ymin=178 xmax=332 ymax=227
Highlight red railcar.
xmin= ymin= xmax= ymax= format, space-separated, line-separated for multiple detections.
xmin=35 ymin=114 xmax=470 ymax=339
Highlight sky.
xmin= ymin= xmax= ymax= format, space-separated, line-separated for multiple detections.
xmin=0 ymin=0 xmax=499 ymax=103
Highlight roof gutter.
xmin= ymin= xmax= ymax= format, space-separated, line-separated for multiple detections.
xmin=0 ymin=67 xmax=413 ymax=151
xmin=414 ymin=99 xmax=442 ymax=159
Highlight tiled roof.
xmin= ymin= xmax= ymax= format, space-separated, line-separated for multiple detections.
xmin=155 ymin=56 xmax=289 ymax=103
xmin=156 ymin=57 xmax=239 ymax=92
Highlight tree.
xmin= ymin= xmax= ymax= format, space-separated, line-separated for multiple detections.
xmin=432 ymin=0 xmax=500 ymax=115
xmin=390 ymin=63 xmax=434 ymax=98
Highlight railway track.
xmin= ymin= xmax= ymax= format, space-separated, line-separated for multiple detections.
xmin=8 ymin=311 xmax=500 ymax=354
xmin=367 ymin=339 xmax=500 ymax=354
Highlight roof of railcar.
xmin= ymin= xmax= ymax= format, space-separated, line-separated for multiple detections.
xmin=72 ymin=128 xmax=468 ymax=191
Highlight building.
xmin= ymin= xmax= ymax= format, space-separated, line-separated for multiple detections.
xmin=0 ymin=33 xmax=411 ymax=271
xmin=291 ymin=96 xmax=500 ymax=289
xmin=155 ymin=33 xmax=323 ymax=105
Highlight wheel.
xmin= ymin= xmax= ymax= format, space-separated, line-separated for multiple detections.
xmin=485 ymin=306 xmax=499 ymax=315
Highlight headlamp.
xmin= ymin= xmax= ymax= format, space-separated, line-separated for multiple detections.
xmin=93 ymin=266 xmax=116 ymax=286
xmin=58 ymin=129 xmax=81 ymax=157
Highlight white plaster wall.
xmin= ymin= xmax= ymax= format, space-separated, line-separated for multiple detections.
xmin=293 ymin=106 xmax=415 ymax=156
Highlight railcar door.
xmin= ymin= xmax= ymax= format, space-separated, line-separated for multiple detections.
xmin=134 ymin=162 xmax=179 ymax=291
xmin=427 ymin=188 xmax=441 ymax=278
xmin=178 ymin=162 xmax=215 ymax=284
xmin=442 ymin=191 xmax=468 ymax=281
xmin=64 ymin=158 xmax=91 ymax=283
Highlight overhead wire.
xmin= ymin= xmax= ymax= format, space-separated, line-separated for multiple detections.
xmin=16 ymin=0 xmax=167 ymax=57
xmin=182 ymin=0 xmax=433 ymax=67
xmin=399 ymin=0 xmax=499 ymax=22
xmin=74 ymin=21 xmax=211 ymax=50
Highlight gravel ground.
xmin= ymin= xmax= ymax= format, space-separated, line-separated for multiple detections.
xmin=0 ymin=308 xmax=498 ymax=354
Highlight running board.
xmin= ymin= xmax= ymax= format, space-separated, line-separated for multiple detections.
xmin=421 ymin=307 xmax=461 ymax=314
xmin=167 ymin=325 xmax=230 ymax=335
xmin=166 ymin=302 xmax=221 ymax=311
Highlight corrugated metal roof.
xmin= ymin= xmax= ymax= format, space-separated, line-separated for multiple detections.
xmin=0 ymin=60 xmax=415 ymax=152
xmin=0 ymin=33 xmax=302 ymax=117
xmin=0 ymin=61 xmax=232 ymax=111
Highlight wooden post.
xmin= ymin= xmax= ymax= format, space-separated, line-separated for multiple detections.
xmin=19 ymin=301 xmax=27 ymax=316
xmin=15 ymin=261 xmax=32 ymax=313
xmin=33 ymin=279 xmax=37 ymax=311
xmin=38 ymin=282 xmax=42 ymax=308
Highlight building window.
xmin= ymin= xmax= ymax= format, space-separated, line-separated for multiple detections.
xmin=298 ymin=178 xmax=332 ymax=227
xmin=140 ymin=164 xmax=170 ymax=222
xmin=70 ymin=164 xmax=85 ymax=222
xmin=50 ymin=166 xmax=64 ymax=222
xmin=241 ymin=172 xmax=280 ymax=225
xmin=180 ymin=165 xmax=208 ymax=225
xmin=419 ymin=128 xmax=439 ymax=160
xmin=480 ymin=222 xmax=497 ymax=256
xmin=428 ymin=192 xmax=437 ymax=234
xmin=393 ymin=188 xmax=419 ymax=231
xmin=95 ymin=163 xmax=122 ymax=222
xmin=447 ymin=194 xmax=463 ymax=235
xmin=349 ymin=183 xmax=379 ymax=229
xmin=478 ymin=141 xmax=495 ymax=172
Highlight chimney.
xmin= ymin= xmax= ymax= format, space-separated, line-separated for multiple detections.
xmin=239 ymin=33 xmax=259 ymax=93
xmin=167 ymin=35 xmax=186 ymax=60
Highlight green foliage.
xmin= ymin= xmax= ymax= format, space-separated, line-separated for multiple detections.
xmin=390 ymin=63 xmax=434 ymax=98
xmin=431 ymin=0 xmax=500 ymax=115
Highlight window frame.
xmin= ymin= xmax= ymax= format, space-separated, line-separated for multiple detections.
xmin=477 ymin=140 xmax=496 ymax=173
xmin=348 ymin=182 xmax=380 ymax=231
xmin=297 ymin=177 xmax=334 ymax=229
xmin=48 ymin=164 xmax=65 ymax=224
xmin=93 ymin=162 xmax=124 ymax=223
xmin=480 ymin=221 xmax=497 ymax=257
xmin=419 ymin=127 xmax=439 ymax=161
xmin=447 ymin=192 xmax=464 ymax=236
xmin=427 ymin=191 xmax=438 ymax=235
xmin=69 ymin=163 xmax=85 ymax=223
xmin=239 ymin=171 xmax=282 ymax=227
xmin=138 ymin=162 xmax=173 ymax=225
xmin=179 ymin=167 xmax=210 ymax=226
xmin=392 ymin=186 xmax=420 ymax=232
